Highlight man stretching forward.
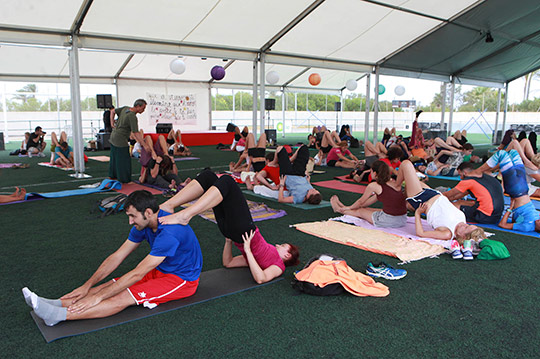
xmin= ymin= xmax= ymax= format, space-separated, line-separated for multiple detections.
xmin=22 ymin=190 xmax=202 ymax=326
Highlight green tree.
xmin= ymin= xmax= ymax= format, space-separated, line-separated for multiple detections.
xmin=458 ymin=87 xmax=499 ymax=112
xmin=12 ymin=84 xmax=37 ymax=104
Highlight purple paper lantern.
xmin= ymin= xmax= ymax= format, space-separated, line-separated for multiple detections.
xmin=211 ymin=65 xmax=226 ymax=81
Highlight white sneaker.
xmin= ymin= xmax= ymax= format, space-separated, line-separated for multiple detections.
xmin=450 ymin=240 xmax=463 ymax=260
xmin=28 ymin=151 xmax=33 ymax=158
xmin=38 ymin=152 xmax=46 ymax=158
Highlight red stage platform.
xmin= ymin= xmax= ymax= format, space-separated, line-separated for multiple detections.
xmin=145 ymin=131 xmax=233 ymax=146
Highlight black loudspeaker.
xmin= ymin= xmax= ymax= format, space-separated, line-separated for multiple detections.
xmin=334 ymin=102 xmax=341 ymax=111
xmin=96 ymin=94 xmax=113 ymax=109
xmin=0 ymin=132 xmax=4 ymax=151
xmin=265 ymin=98 xmax=276 ymax=111
xmin=265 ymin=129 xmax=277 ymax=145
xmin=96 ymin=132 xmax=111 ymax=150
xmin=226 ymin=123 xmax=236 ymax=132
xmin=156 ymin=123 xmax=173 ymax=134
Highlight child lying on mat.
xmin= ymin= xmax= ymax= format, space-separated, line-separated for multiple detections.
xmin=331 ymin=160 xmax=407 ymax=228
xmin=159 ymin=169 xmax=300 ymax=284
xmin=22 ymin=190 xmax=202 ymax=326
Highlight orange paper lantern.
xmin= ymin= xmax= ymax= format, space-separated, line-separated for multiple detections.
xmin=308 ymin=73 xmax=321 ymax=86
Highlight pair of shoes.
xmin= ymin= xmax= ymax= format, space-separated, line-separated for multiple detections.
xmin=462 ymin=240 xmax=474 ymax=260
xmin=450 ymin=240 xmax=473 ymax=260
xmin=366 ymin=262 xmax=407 ymax=280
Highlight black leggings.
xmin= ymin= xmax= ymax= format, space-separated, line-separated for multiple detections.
xmin=278 ymin=145 xmax=310 ymax=176
xmin=195 ymin=170 xmax=256 ymax=243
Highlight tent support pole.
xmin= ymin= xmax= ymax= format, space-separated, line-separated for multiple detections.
xmin=68 ymin=34 xmax=89 ymax=178
xmin=494 ymin=88 xmax=502 ymax=144
xmin=440 ymin=82 xmax=446 ymax=128
xmin=502 ymin=82 xmax=509 ymax=134
xmin=373 ymin=67 xmax=380 ymax=142
xmin=448 ymin=77 xmax=455 ymax=136
xmin=364 ymin=73 xmax=371 ymax=144
xmin=252 ymin=59 xmax=258 ymax=136
xmin=259 ymin=53 xmax=266 ymax=137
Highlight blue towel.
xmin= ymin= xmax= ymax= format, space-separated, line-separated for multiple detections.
xmin=427 ymin=174 xmax=461 ymax=181
xmin=25 ymin=179 xmax=122 ymax=199
xmin=474 ymin=222 xmax=540 ymax=239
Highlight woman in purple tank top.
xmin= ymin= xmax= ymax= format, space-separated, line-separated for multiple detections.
xmin=330 ymin=160 xmax=408 ymax=228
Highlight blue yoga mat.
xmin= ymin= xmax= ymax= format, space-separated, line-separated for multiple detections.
xmin=25 ymin=179 xmax=122 ymax=200
xmin=475 ymin=222 xmax=540 ymax=239
xmin=427 ymin=174 xmax=461 ymax=181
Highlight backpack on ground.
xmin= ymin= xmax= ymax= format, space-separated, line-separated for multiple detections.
xmin=291 ymin=254 xmax=346 ymax=296
xmin=96 ymin=194 xmax=128 ymax=218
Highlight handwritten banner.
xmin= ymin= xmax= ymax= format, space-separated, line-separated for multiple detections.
xmin=147 ymin=93 xmax=197 ymax=125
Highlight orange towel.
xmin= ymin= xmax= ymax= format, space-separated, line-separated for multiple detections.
xmin=294 ymin=260 xmax=389 ymax=297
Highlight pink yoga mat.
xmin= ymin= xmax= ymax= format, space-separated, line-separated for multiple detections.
xmin=0 ymin=163 xmax=22 ymax=168
xmin=114 ymin=182 xmax=163 ymax=195
xmin=312 ymin=180 xmax=366 ymax=194
xmin=334 ymin=175 xmax=369 ymax=184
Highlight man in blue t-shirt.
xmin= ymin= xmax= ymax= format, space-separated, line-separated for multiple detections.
xmin=22 ymin=190 xmax=202 ymax=326
xmin=53 ymin=142 xmax=74 ymax=168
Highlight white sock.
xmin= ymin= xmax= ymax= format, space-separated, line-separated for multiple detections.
xmin=22 ymin=287 xmax=62 ymax=308
xmin=31 ymin=295 xmax=67 ymax=327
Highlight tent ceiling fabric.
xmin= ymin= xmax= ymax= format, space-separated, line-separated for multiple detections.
xmin=0 ymin=0 xmax=538 ymax=88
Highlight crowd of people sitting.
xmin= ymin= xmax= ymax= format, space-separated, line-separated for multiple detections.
xmin=228 ymin=119 xmax=540 ymax=261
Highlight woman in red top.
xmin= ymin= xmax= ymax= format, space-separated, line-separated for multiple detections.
xmin=331 ymin=160 xmax=408 ymax=228
xmin=326 ymin=141 xmax=361 ymax=168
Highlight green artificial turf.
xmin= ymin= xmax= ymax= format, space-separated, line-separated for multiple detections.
xmin=1 ymin=136 xmax=539 ymax=358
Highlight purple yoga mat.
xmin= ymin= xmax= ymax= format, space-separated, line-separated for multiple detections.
xmin=0 ymin=163 xmax=22 ymax=168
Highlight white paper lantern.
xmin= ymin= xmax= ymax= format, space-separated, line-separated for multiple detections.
xmin=170 ymin=58 xmax=186 ymax=75
xmin=345 ymin=79 xmax=358 ymax=91
xmin=394 ymin=85 xmax=405 ymax=96
xmin=266 ymin=71 xmax=280 ymax=85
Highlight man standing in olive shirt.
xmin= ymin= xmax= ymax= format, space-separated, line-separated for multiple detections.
xmin=109 ymin=99 xmax=151 ymax=183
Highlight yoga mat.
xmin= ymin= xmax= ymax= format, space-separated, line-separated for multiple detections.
xmin=331 ymin=215 xmax=452 ymax=249
xmin=293 ymin=220 xmax=447 ymax=263
xmin=0 ymin=196 xmax=44 ymax=206
xmin=427 ymin=174 xmax=460 ymax=181
xmin=242 ymin=190 xmax=332 ymax=210
xmin=312 ymin=180 xmax=366 ymax=194
xmin=334 ymin=175 xmax=369 ymax=184
xmin=0 ymin=163 xmax=22 ymax=168
xmin=174 ymin=157 xmax=200 ymax=161
xmin=25 ymin=179 xmax=122 ymax=200
xmin=474 ymin=222 xmax=540 ymax=239
xmin=38 ymin=162 xmax=73 ymax=171
xmin=30 ymin=268 xmax=282 ymax=343
xmin=87 ymin=156 xmax=110 ymax=162
xmin=114 ymin=182 xmax=163 ymax=195
xmin=182 ymin=199 xmax=286 ymax=223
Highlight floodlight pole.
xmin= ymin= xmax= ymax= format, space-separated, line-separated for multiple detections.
xmin=68 ymin=34 xmax=89 ymax=178
xmin=252 ymin=59 xmax=258 ymax=136
xmin=364 ymin=73 xmax=371 ymax=144
xmin=501 ymin=82 xmax=509 ymax=134
xmin=259 ymin=53 xmax=266 ymax=137
xmin=448 ymin=77 xmax=455 ymax=136
xmin=494 ymin=88 xmax=502 ymax=144
xmin=373 ymin=66 xmax=380 ymax=143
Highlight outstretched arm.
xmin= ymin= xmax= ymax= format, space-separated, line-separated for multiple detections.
xmin=67 ymin=253 xmax=164 ymax=314
xmin=61 ymin=239 xmax=140 ymax=304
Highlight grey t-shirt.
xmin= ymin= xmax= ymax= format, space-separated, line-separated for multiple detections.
xmin=285 ymin=175 xmax=313 ymax=204
xmin=109 ymin=106 xmax=139 ymax=147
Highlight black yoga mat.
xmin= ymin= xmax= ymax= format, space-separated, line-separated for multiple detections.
xmin=31 ymin=268 xmax=282 ymax=342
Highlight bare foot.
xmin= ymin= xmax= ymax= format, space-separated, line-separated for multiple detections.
xmin=245 ymin=177 xmax=254 ymax=190
xmin=181 ymin=178 xmax=192 ymax=187
xmin=229 ymin=162 xmax=236 ymax=171
xmin=158 ymin=210 xmax=192 ymax=226
xmin=330 ymin=195 xmax=343 ymax=214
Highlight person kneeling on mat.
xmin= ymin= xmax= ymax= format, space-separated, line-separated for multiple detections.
xmin=159 ymin=169 xmax=300 ymax=283
xmin=22 ymin=190 xmax=202 ymax=326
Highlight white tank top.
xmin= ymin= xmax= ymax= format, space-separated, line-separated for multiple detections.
xmin=426 ymin=196 xmax=466 ymax=239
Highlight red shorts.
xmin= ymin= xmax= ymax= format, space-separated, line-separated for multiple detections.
xmin=123 ymin=269 xmax=199 ymax=309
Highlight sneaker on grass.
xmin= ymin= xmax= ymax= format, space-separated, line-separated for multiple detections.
xmin=366 ymin=262 xmax=407 ymax=280
xmin=450 ymin=239 xmax=463 ymax=260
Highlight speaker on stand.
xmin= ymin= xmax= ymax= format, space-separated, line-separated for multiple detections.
xmin=265 ymin=99 xmax=276 ymax=135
